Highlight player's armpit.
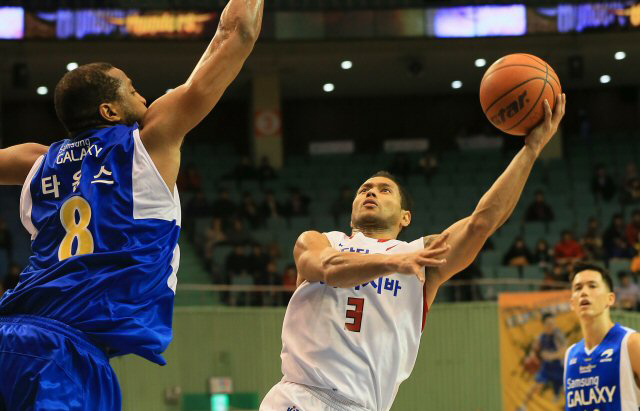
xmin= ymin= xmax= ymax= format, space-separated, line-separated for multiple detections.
xmin=294 ymin=231 xmax=335 ymax=284
xmin=0 ymin=143 xmax=48 ymax=186
xmin=626 ymin=332 xmax=640 ymax=379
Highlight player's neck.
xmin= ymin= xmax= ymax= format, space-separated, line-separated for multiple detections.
xmin=351 ymin=227 xmax=398 ymax=240
xmin=580 ymin=313 xmax=615 ymax=350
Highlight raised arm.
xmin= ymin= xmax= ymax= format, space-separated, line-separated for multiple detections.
xmin=140 ymin=0 xmax=264 ymax=188
xmin=294 ymin=231 xmax=449 ymax=288
xmin=423 ymin=94 xmax=566 ymax=304
xmin=0 ymin=143 xmax=48 ymax=186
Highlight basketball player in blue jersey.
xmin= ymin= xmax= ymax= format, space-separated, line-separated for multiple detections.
xmin=0 ymin=1 xmax=263 ymax=409
xmin=518 ymin=313 xmax=566 ymax=411
xmin=565 ymin=263 xmax=640 ymax=410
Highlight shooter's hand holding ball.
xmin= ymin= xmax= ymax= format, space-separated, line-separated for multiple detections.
xmin=525 ymin=93 xmax=566 ymax=157
xmin=480 ymin=53 xmax=563 ymax=137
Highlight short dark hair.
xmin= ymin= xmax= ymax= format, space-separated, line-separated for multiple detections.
xmin=368 ymin=171 xmax=413 ymax=212
xmin=54 ymin=62 xmax=122 ymax=134
xmin=570 ymin=262 xmax=613 ymax=292
xmin=541 ymin=313 xmax=554 ymax=322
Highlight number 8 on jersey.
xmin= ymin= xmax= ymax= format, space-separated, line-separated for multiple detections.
xmin=58 ymin=196 xmax=94 ymax=261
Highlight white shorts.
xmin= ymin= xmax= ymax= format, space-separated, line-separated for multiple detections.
xmin=260 ymin=381 xmax=368 ymax=411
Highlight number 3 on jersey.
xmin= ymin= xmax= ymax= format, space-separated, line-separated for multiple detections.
xmin=58 ymin=196 xmax=94 ymax=261
xmin=345 ymin=297 xmax=365 ymax=332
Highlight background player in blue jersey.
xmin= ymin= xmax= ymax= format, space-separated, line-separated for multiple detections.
xmin=565 ymin=262 xmax=640 ymax=410
xmin=0 ymin=1 xmax=263 ymax=410
xmin=518 ymin=313 xmax=566 ymax=411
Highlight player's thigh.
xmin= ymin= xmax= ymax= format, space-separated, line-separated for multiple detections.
xmin=76 ymin=349 xmax=122 ymax=411
xmin=0 ymin=323 xmax=121 ymax=411
xmin=260 ymin=382 xmax=332 ymax=411
xmin=0 ymin=351 xmax=83 ymax=411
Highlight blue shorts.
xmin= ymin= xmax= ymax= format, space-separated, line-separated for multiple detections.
xmin=0 ymin=315 xmax=121 ymax=411
xmin=535 ymin=362 xmax=564 ymax=395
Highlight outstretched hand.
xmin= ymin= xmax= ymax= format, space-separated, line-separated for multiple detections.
xmin=525 ymin=93 xmax=566 ymax=157
xmin=393 ymin=233 xmax=450 ymax=283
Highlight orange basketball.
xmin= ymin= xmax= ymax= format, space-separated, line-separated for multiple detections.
xmin=480 ymin=53 xmax=562 ymax=136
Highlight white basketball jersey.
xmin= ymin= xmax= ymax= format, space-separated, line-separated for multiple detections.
xmin=280 ymin=231 xmax=427 ymax=411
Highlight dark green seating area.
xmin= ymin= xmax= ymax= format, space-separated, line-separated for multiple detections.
xmin=175 ymin=133 xmax=640 ymax=304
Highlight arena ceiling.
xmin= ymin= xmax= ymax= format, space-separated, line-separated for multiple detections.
xmin=1 ymin=31 xmax=640 ymax=102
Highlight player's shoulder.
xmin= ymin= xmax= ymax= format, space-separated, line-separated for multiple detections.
xmin=566 ymin=341 xmax=578 ymax=353
xmin=295 ymin=230 xmax=333 ymax=248
xmin=108 ymin=123 xmax=140 ymax=143
xmin=625 ymin=330 xmax=640 ymax=348
xmin=566 ymin=339 xmax=584 ymax=356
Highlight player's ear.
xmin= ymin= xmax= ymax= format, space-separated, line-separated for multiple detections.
xmin=98 ymin=102 xmax=122 ymax=123
xmin=400 ymin=210 xmax=411 ymax=228
xmin=608 ymin=290 xmax=616 ymax=308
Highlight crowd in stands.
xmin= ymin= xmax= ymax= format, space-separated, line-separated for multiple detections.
xmin=178 ymin=153 xmax=640 ymax=308
xmin=179 ymin=152 xmax=445 ymax=306
xmin=4 ymin=146 xmax=640 ymax=310
xmin=497 ymin=173 xmax=640 ymax=310
xmin=180 ymin=156 xmax=308 ymax=306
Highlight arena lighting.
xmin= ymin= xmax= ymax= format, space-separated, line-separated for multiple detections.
xmin=475 ymin=58 xmax=487 ymax=67
xmin=36 ymin=86 xmax=48 ymax=95
xmin=323 ymin=83 xmax=335 ymax=92
xmin=600 ymin=74 xmax=611 ymax=84
xmin=341 ymin=60 xmax=353 ymax=70
xmin=451 ymin=80 xmax=463 ymax=89
xmin=614 ymin=51 xmax=626 ymax=60
xmin=66 ymin=62 xmax=79 ymax=71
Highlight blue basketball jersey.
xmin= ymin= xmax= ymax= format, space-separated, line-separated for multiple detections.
xmin=564 ymin=323 xmax=640 ymax=411
xmin=0 ymin=124 xmax=181 ymax=365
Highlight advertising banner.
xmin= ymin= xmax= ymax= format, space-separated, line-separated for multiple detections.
xmin=500 ymin=291 xmax=581 ymax=411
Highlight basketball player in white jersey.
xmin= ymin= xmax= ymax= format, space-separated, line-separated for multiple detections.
xmin=261 ymin=94 xmax=567 ymax=411
xmin=564 ymin=263 xmax=640 ymax=410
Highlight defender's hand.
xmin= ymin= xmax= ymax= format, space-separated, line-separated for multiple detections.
xmin=525 ymin=93 xmax=566 ymax=157
xmin=392 ymin=233 xmax=450 ymax=283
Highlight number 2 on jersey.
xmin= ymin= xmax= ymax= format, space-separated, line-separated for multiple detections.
xmin=345 ymin=297 xmax=365 ymax=332
xmin=58 ymin=196 xmax=95 ymax=261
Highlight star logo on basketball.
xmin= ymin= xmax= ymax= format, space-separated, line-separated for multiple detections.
xmin=490 ymin=90 xmax=530 ymax=127
xmin=480 ymin=53 xmax=561 ymax=136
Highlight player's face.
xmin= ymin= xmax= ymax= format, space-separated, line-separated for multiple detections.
xmin=543 ymin=317 xmax=555 ymax=333
xmin=107 ymin=68 xmax=148 ymax=125
xmin=571 ymin=270 xmax=615 ymax=320
xmin=351 ymin=177 xmax=409 ymax=232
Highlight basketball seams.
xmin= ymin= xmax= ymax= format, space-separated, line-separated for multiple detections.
xmin=504 ymin=60 xmax=549 ymax=133
xmin=481 ymin=54 xmax=561 ymax=136
xmin=483 ymin=64 xmax=546 ymax=82
xmin=521 ymin=54 xmax=561 ymax=90
xmin=482 ymin=64 xmax=561 ymax=90
xmin=518 ymin=53 xmax=546 ymax=68
xmin=483 ymin=77 xmax=546 ymax=113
